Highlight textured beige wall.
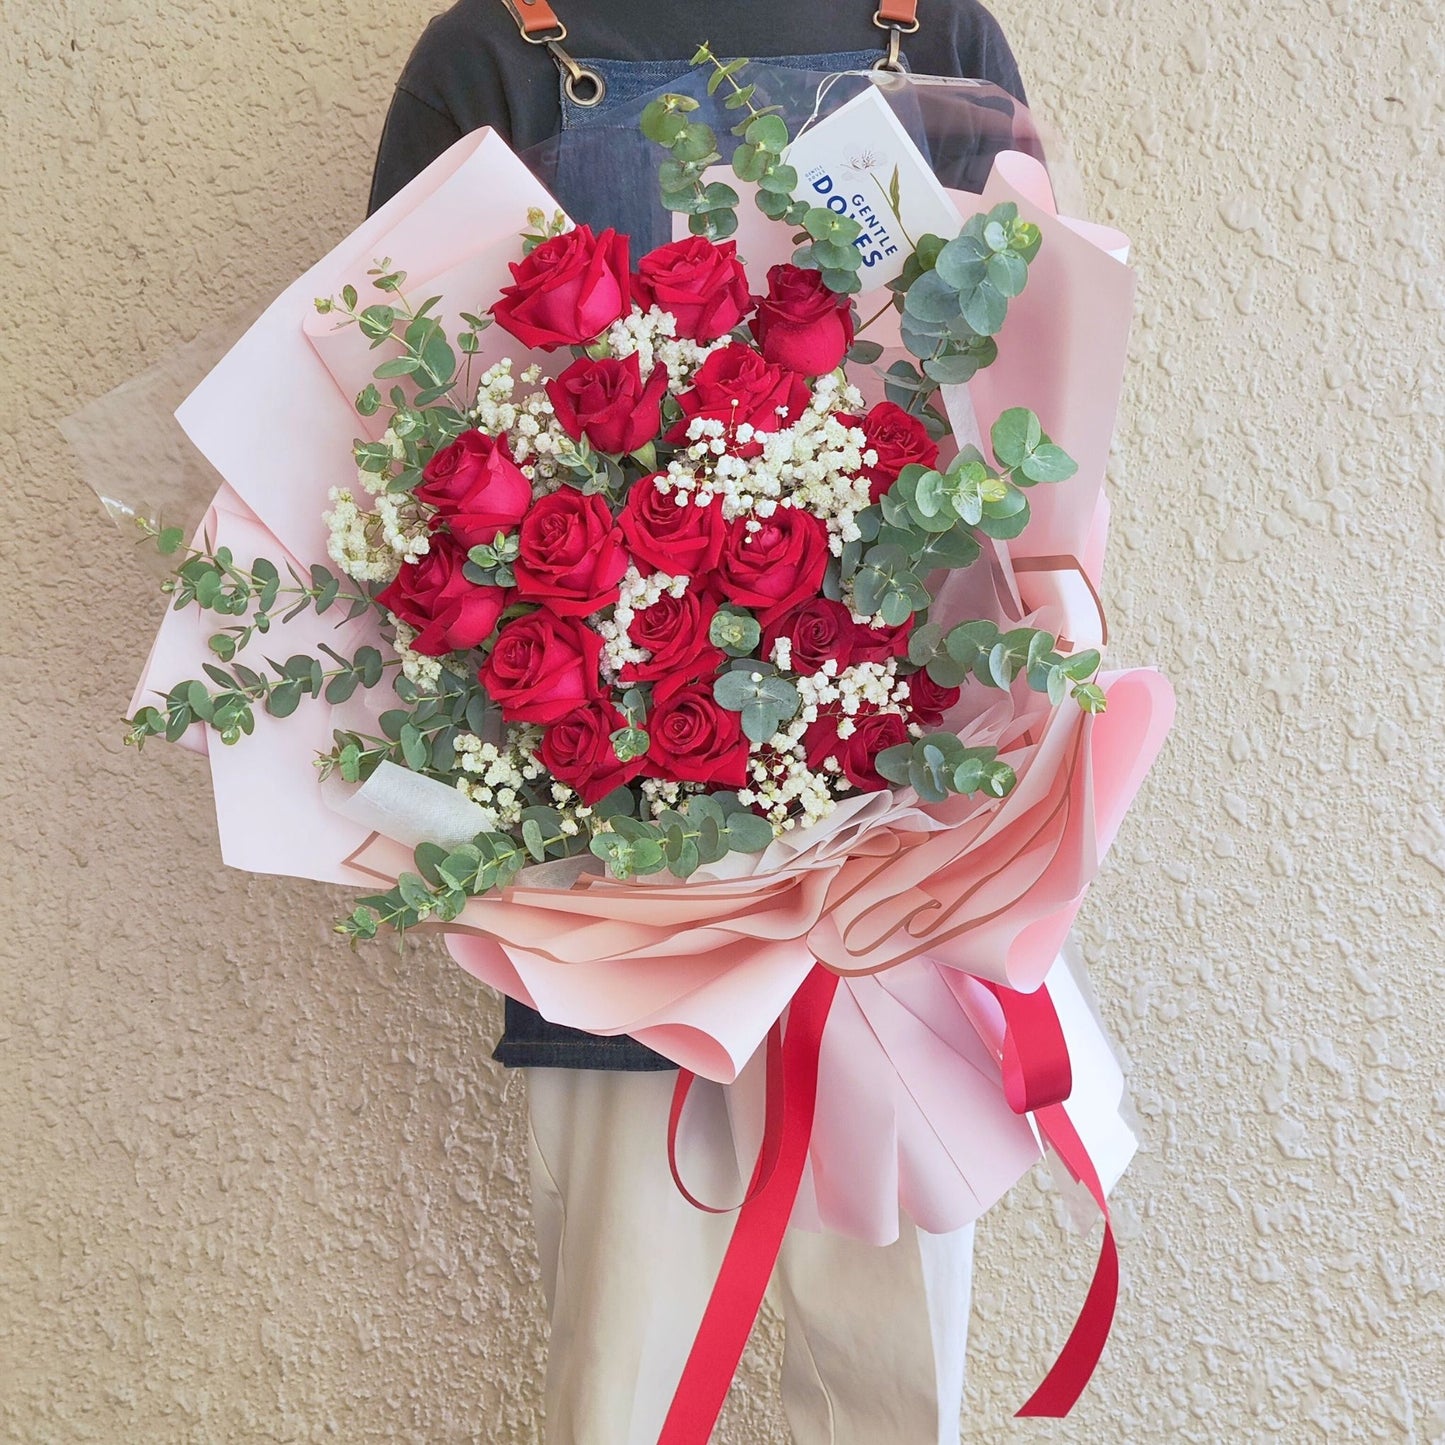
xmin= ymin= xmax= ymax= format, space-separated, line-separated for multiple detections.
xmin=3 ymin=0 xmax=1442 ymax=1440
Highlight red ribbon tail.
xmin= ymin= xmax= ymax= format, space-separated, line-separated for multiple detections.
xmin=1014 ymin=1101 xmax=1118 ymax=1417
xmin=984 ymin=979 xmax=1118 ymax=1418
xmin=668 ymin=1021 xmax=785 ymax=1213
xmin=656 ymin=964 xmax=839 ymax=1445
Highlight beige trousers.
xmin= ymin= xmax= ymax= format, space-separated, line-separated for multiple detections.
xmin=525 ymin=1066 xmax=974 ymax=1445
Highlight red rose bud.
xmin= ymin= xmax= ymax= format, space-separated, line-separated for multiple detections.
xmin=633 ymin=236 xmax=753 ymax=343
xmin=804 ymin=708 xmax=911 ymax=793
xmin=376 ymin=533 xmax=510 ymax=657
xmin=665 ymin=343 xmax=810 ymax=458
xmin=850 ymin=401 xmax=940 ymax=503
xmin=538 ymin=700 xmax=646 ymax=805
xmin=715 ymin=509 xmax=830 ymax=625
xmin=903 ymin=669 xmax=962 ymax=727
xmin=479 ymin=610 xmax=604 ymax=725
xmin=849 ymin=612 xmax=914 ymax=665
xmin=489 ymin=225 xmax=631 ymax=351
xmin=749 ymin=264 xmax=855 ymax=376
xmin=513 ymin=489 xmax=629 ymax=617
xmin=618 ymin=475 xmax=726 ymax=578
xmin=619 ymin=589 xmax=724 ymax=689
xmin=546 ymin=353 xmax=668 ymax=457
xmin=645 ymin=681 xmax=751 ymax=789
xmin=415 ymin=430 xmax=532 ymax=549
xmin=759 ymin=598 xmax=859 ymax=675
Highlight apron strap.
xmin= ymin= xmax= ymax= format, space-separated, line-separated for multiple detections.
xmin=500 ymin=0 xmax=922 ymax=95
xmin=498 ymin=0 xmax=607 ymax=106
xmin=873 ymin=0 xmax=920 ymax=72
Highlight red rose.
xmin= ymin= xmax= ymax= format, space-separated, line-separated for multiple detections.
xmin=749 ymin=264 xmax=855 ymax=376
xmin=846 ymin=401 xmax=941 ymax=503
xmin=849 ymin=613 xmax=914 ymax=665
xmin=715 ymin=509 xmax=830 ymax=624
xmin=618 ymin=476 xmax=726 ymax=578
xmin=489 ymin=225 xmax=631 ymax=351
xmin=546 ymin=353 xmax=668 ymax=457
xmin=416 ymin=430 xmax=532 ymax=548
xmin=619 ymin=590 xmax=724 ymax=689
xmin=513 ymin=490 xmax=629 ymax=617
xmin=479 ymin=610 xmax=603 ymax=724
xmin=759 ymin=598 xmax=858 ymax=675
xmin=665 ymin=343 xmax=810 ymax=457
xmin=376 ymin=533 xmax=509 ymax=656
xmin=645 ymin=682 xmax=751 ymax=788
xmin=804 ymin=708 xmax=911 ymax=793
xmin=539 ymin=700 xmax=645 ymax=805
xmin=633 ymin=236 xmax=753 ymax=343
xmin=904 ymin=669 xmax=962 ymax=727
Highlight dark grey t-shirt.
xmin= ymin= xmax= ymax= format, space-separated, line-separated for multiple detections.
xmin=368 ymin=0 xmax=1027 ymax=210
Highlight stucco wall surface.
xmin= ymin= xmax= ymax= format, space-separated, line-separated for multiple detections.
xmin=1 ymin=0 xmax=1441 ymax=1440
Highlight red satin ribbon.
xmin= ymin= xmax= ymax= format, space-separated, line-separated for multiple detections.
xmin=657 ymin=964 xmax=839 ymax=1445
xmin=657 ymin=969 xmax=1116 ymax=1442
xmin=667 ymin=1021 xmax=785 ymax=1213
xmin=983 ymin=979 xmax=1118 ymax=1419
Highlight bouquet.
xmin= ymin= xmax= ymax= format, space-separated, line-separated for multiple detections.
xmin=112 ymin=59 xmax=1173 ymax=1437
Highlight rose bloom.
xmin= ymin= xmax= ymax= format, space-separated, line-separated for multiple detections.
xmin=538 ymin=700 xmax=645 ymax=805
xmin=513 ymin=490 xmax=629 ymax=617
xmin=840 ymin=401 xmax=941 ymax=503
xmin=849 ymin=613 xmax=914 ymax=666
xmin=665 ymin=343 xmax=810 ymax=458
xmin=759 ymin=598 xmax=859 ymax=675
xmin=804 ymin=708 xmax=911 ymax=793
xmin=904 ymin=669 xmax=962 ymax=727
xmin=632 ymin=236 xmax=753 ymax=343
xmin=376 ymin=532 xmax=509 ymax=656
xmin=749 ymin=263 xmax=856 ymax=376
xmin=714 ymin=509 xmax=830 ymax=624
xmin=617 ymin=475 xmax=726 ymax=578
xmin=415 ymin=430 xmax=532 ymax=548
xmin=479 ymin=610 xmax=604 ymax=725
xmin=645 ymin=681 xmax=751 ymax=788
xmin=546 ymin=353 xmax=668 ymax=457
xmin=489 ymin=225 xmax=631 ymax=351
xmin=619 ymin=590 xmax=724 ymax=689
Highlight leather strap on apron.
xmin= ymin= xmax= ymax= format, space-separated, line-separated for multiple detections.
xmin=873 ymin=0 xmax=920 ymax=72
xmin=498 ymin=0 xmax=608 ymax=105
xmin=499 ymin=0 xmax=923 ymax=100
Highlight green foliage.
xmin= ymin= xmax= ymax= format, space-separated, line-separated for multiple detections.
xmin=641 ymin=92 xmax=737 ymax=242
xmin=709 ymin=608 xmax=762 ymax=657
xmin=124 ymin=643 xmax=393 ymax=749
xmin=463 ymin=531 xmax=520 ymax=587
xmin=887 ymin=202 xmax=1042 ymax=414
xmin=875 ymin=735 xmax=1017 ymax=804
xmin=713 ymin=665 xmax=801 ymax=744
xmin=907 ymin=618 xmax=1105 ymax=712
xmin=589 ymin=792 xmax=771 ymax=881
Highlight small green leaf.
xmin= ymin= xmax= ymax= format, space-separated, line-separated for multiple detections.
xmin=990 ymin=407 xmax=1043 ymax=469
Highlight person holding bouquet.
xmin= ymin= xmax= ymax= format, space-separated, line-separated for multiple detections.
xmin=369 ymin=4 xmax=1030 ymax=1441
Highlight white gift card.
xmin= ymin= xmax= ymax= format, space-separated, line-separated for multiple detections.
xmin=783 ymin=85 xmax=963 ymax=295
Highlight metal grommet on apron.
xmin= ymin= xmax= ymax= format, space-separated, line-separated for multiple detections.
xmin=499 ymin=0 xmax=607 ymax=107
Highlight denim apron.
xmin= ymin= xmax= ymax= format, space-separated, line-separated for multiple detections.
xmin=494 ymin=45 xmax=885 ymax=1072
